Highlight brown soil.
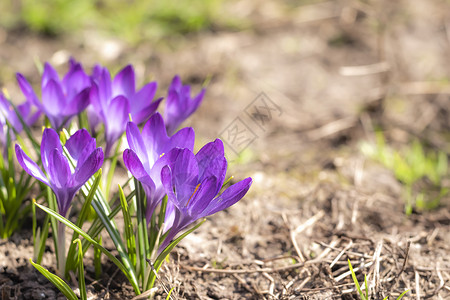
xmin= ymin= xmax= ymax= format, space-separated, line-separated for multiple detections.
xmin=1 ymin=0 xmax=450 ymax=299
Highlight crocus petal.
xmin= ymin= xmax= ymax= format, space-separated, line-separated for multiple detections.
xmin=131 ymin=97 xmax=162 ymax=125
xmin=123 ymin=149 xmax=152 ymax=183
xmin=123 ymin=149 xmax=158 ymax=215
xmin=27 ymin=111 xmax=42 ymax=127
xmin=148 ymin=148 xmax=183 ymax=205
xmin=196 ymin=139 xmax=227 ymax=191
xmin=129 ymin=81 xmax=157 ymax=118
xmin=93 ymin=67 xmax=113 ymax=110
xmin=168 ymin=75 xmax=182 ymax=93
xmin=41 ymin=128 xmax=63 ymax=173
xmin=125 ymin=122 xmax=149 ymax=169
xmin=73 ymin=148 xmax=104 ymax=186
xmin=105 ymin=95 xmax=130 ymax=154
xmin=42 ymin=63 xmax=60 ymax=88
xmin=112 ymin=65 xmax=135 ymax=99
xmin=188 ymin=176 xmax=219 ymax=217
xmin=166 ymin=127 xmax=195 ymax=152
xmin=42 ymin=79 xmax=65 ymax=127
xmin=189 ymin=88 xmax=206 ymax=115
xmin=47 ymin=148 xmax=70 ymax=189
xmin=15 ymin=144 xmax=49 ymax=185
xmin=16 ymin=102 xmax=30 ymax=119
xmin=202 ymin=177 xmax=252 ymax=217
xmin=164 ymin=93 xmax=181 ymax=134
xmin=62 ymin=64 xmax=90 ymax=99
xmin=141 ymin=113 xmax=169 ymax=165
xmin=7 ymin=103 xmax=24 ymax=132
xmin=161 ymin=165 xmax=180 ymax=210
xmin=65 ymin=129 xmax=96 ymax=166
xmin=163 ymin=201 xmax=177 ymax=232
xmin=64 ymin=87 xmax=91 ymax=116
xmin=56 ymin=187 xmax=76 ymax=218
xmin=88 ymin=83 xmax=105 ymax=119
xmin=171 ymin=149 xmax=199 ymax=207
xmin=86 ymin=104 xmax=101 ymax=133
xmin=91 ymin=65 xmax=103 ymax=82
xmin=17 ymin=100 xmax=40 ymax=128
xmin=16 ymin=73 xmax=41 ymax=109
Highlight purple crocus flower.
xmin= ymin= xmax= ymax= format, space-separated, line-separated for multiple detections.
xmin=15 ymin=128 xmax=104 ymax=217
xmin=164 ymin=75 xmax=205 ymax=135
xmin=89 ymin=65 xmax=162 ymax=156
xmin=16 ymin=59 xmax=91 ymax=130
xmin=0 ymin=92 xmax=40 ymax=146
xmin=123 ymin=112 xmax=195 ymax=222
xmin=159 ymin=139 xmax=252 ymax=251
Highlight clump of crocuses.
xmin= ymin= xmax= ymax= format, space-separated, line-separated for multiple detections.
xmin=16 ymin=128 xmax=103 ymax=276
xmin=1 ymin=59 xmax=252 ymax=298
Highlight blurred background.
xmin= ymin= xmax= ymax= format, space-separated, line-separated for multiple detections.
xmin=1 ymin=0 xmax=449 ymax=218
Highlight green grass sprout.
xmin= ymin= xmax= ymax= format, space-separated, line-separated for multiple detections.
xmin=361 ymin=131 xmax=448 ymax=214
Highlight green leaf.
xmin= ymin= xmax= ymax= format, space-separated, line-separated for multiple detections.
xmin=74 ymin=239 xmax=87 ymax=300
xmin=30 ymin=259 xmax=78 ymax=300
xmin=35 ymin=214 xmax=50 ymax=264
xmin=135 ymin=179 xmax=150 ymax=288
xmin=33 ymin=200 xmax=140 ymax=294
xmin=166 ymin=287 xmax=175 ymax=300
xmin=396 ymin=290 xmax=409 ymax=299
xmin=66 ymin=169 xmax=102 ymax=277
xmin=364 ymin=274 xmax=369 ymax=299
xmin=59 ymin=137 xmax=140 ymax=294
xmin=94 ymin=236 xmax=102 ymax=280
xmin=105 ymin=137 xmax=122 ymax=201
xmin=348 ymin=259 xmax=366 ymax=300
xmin=147 ymin=219 xmax=206 ymax=290
xmin=46 ymin=188 xmax=60 ymax=261
xmin=118 ymin=185 xmax=136 ymax=266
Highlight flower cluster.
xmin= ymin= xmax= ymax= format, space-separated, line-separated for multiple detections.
xmin=0 ymin=58 xmax=252 ymax=295
xmin=15 ymin=58 xmax=205 ymax=156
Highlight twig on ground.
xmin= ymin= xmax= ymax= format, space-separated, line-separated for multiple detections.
xmin=415 ymin=270 xmax=421 ymax=300
xmin=339 ymin=61 xmax=390 ymax=76
xmin=306 ymin=117 xmax=357 ymax=141
xmin=262 ymin=272 xmax=275 ymax=298
xmin=371 ymin=241 xmax=383 ymax=296
xmin=433 ymin=263 xmax=445 ymax=295
xmin=393 ymin=241 xmax=410 ymax=286
xmin=296 ymin=271 xmax=312 ymax=292
xmin=180 ymin=258 xmax=326 ymax=274
xmin=334 ymin=261 xmax=375 ymax=282
xmin=281 ymin=213 xmax=305 ymax=262
xmin=232 ymin=274 xmax=256 ymax=296
xmin=283 ymin=210 xmax=325 ymax=262
xmin=105 ymin=268 xmax=119 ymax=300
xmin=329 ymin=240 xmax=353 ymax=269
xmin=315 ymin=238 xmax=340 ymax=260
xmin=317 ymin=240 xmax=372 ymax=259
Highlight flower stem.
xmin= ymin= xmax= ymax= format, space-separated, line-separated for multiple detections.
xmin=57 ymin=221 xmax=66 ymax=277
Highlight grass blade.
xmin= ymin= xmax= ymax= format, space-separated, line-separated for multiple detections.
xmin=135 ymin=179 xmax=149 ymax=287
xmin=34 ymin=200 xmax=140 ymax=294
xmin=94 ymin=236 xmax=102 ymax=280
xmin=74 ymin=239 xmax=87 ymax=300
xmin=66 ymin=169 xmax=102 ymax=276
xmin=118 ymin=185 xmax=136 ymax=266
xmin=30 ymin=259 xmax=78 ymax=300
xmin=348 ymin=259 xmax=366 ymax=300
xmin=147 ymin=219 xmax=205 ymax=290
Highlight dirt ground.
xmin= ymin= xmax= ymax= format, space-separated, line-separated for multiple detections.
xmin=1 ymin=0 xmax=450 ymax=299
